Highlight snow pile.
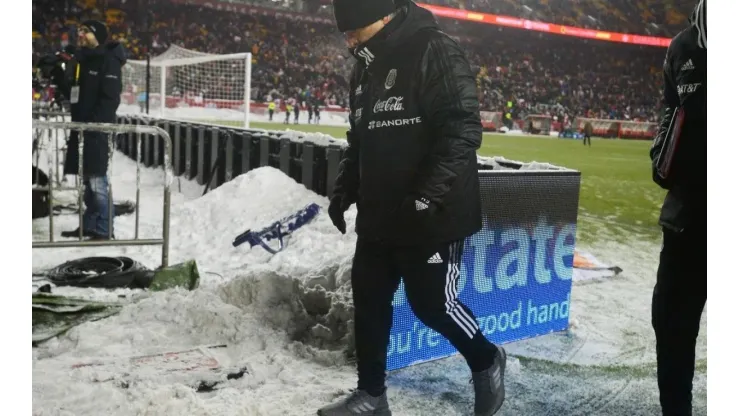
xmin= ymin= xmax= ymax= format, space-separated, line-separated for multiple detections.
xmin=217 ymin=261 xmax=356 ymax=363
xmin=477 ymin=155 xmax=573 ymax=171
xmin=278 ymin=129 xmax=346 ymax=147
xmin=34 ymin=161 xmax=362 ymax=355
xmin=32 ymin=143 xmax=705 ymax=415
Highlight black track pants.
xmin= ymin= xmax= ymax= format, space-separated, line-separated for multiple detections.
xmin=351 ymin=238 xmax=495 ymax=394
xmin=652 ymin=227 xmax=706 ymax=415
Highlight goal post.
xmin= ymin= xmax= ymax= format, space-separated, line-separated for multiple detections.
xmin=121 ymin=46 xmax=252 ymax=128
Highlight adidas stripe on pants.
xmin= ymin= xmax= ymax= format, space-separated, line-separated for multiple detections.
xmin=351 ymin=238 xmax=495 ymax=394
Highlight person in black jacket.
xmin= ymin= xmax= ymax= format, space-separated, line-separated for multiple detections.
xmin=649 ymin=1 xmax=706 ymax=414
xmin=55 ymin=20 xmax=126 ymax=239
xmin=313 ymin=102 xmax=321 ymax=124
xmin=322 ymin=1 xmax=505 ymax=415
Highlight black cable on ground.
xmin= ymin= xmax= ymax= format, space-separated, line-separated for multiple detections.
xmin=42 ymin=256 xmax=153 ymax=289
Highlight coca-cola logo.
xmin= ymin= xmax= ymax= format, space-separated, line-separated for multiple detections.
xmin=373 ymin=96 xmax=405 ymax=113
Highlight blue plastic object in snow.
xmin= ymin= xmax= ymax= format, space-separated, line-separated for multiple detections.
xmin=232 ymin=203 xmax=321 ymax=254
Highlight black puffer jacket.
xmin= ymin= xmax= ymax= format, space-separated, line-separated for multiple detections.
xmin=650 ymin=0 xmax=706 ymax=232
xmin=334 ymin=0 xmax=482 ymax=245
xmin=60 ymin=42 xmax=126 ymax=176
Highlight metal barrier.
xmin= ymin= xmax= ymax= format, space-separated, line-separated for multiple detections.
xmin=32 ymin=120 xmax=173 ymax=267
xmin=33 ymin=110 xmax=70 ymax=187
xmin=115 ymin=114 xmax=347 ymax=198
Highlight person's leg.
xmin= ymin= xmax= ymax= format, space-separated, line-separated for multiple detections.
xmin=318 ymin=239 xmax=398 ymax=416
xmin=81 ymin=176 xmax=97 ymax=233
xmin=396 ymin=240 xmax=505 ymax=415
xmin=84 ymin=175 xmax=113 ymax=238
xmin=652 ymin=227 xmax=706 ymax=415
xmin=352 ymin=239 xmax=401 ymax=395
xmin=396 ymin=240 xmax=493 ymax=370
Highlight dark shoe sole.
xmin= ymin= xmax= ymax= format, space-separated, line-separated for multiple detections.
xmin=61 ymin=230 xmax=115 ymax=240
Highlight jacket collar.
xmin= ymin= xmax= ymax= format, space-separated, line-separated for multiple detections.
xmin=351 ymin=7 xmax=407 ymax=69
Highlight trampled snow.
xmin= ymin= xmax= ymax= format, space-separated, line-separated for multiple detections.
xmin=31 ymin=131 xmax=706 ymax=415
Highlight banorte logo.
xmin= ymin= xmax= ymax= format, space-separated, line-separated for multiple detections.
xmin=373 ymin=96 xmax=404 ymax=113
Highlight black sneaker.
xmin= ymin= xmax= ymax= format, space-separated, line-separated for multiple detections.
xmin=471 ymin=345 xmax=507 ymax=416
xmin=317 ymin=389 xmax=392 ymax=416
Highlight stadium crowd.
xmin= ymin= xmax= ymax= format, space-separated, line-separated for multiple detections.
xmin=33 ymin=0 xmax=686 ymax=121
xmin=425 ymin=0 xmax=694 ymax=37
xmin=222 ymin=0 xmax=695 ymax=37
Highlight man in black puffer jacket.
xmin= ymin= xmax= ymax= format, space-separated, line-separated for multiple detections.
xmin=54 ymin=20 xmax=126 ymax=240
xmin=649 ymin=1 xmax=706 ymax=414
xmin=323 ymin=1 xmax=505 ymax=415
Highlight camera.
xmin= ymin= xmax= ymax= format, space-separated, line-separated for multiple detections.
xmin=34 ymin=45 xmax=77 ymax=109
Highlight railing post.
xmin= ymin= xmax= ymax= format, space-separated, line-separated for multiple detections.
xmin=302 ymin=142 xmax=314 ymax=191
xmin=32 ymin=120 xmax=173 ymax=268
xmin=326 ymin=145 xmax=342 ymax=200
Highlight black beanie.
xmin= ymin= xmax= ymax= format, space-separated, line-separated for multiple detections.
xmin=81 ymin=20 xmax=108 ymax=45
xmin=333 ymin=0 xmax=397 ymax=32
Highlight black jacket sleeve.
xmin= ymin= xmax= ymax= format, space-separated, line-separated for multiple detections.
xmin=650 ymin=43 xmax=680 ymax=190
xmin=333 ymin=126 xmax=360 ymax=203
xmin=415 ymin=34 xmax=482 ymax=204
xmin=93 ymin=56 xmax=123 ymax=123
xmin=332 ymin=67 xmax=361 ymax=203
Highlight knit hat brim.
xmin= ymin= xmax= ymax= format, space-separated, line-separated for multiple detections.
xmin=81 ymin=20 xmax=108 ymax=45
xmin=333 ymin=0 xmax=397 ymax=32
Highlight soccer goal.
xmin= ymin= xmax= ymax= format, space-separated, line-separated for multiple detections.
xmin=121 ymin=45 xmax=252 ymax=128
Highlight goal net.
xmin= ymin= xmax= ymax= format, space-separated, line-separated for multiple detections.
xmin=120 ymin=45 xmax=252 ymax=128
xmin=524 ymin=114 xmax=553 ymax=135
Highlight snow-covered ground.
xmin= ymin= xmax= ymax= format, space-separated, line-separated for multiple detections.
xmin=32 ymin=134 xmax=707 ymax=415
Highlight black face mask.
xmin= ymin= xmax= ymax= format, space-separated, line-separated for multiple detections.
xmin=348 ymin=7 xmax=407 ymax=66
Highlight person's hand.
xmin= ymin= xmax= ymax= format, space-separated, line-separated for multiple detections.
xmin=328 ymin=194 xmax=352 ymax=234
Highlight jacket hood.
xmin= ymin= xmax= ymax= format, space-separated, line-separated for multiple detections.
xmin=106 ymin=42 xmax=127 ymax=65
xmin=689 ymin=0 xmax=706 ymax=49
xmin=384 ymin=0 xmax=438 ymax=47
xmin=351 ymin=0 xmax=438 ymax=68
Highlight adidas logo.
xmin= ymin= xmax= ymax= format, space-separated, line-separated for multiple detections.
xmin=492 ymin=367 xmax=502 ymax=389
xmin=349 ymin=403 xmax=375 ymax=413
xmin=681 ymin=59 xmax=694 ymax=71
xmin=415 ymin=197 xmax=430 ymax=211
xmin=428 ymin=253 xmax=443 ymax=264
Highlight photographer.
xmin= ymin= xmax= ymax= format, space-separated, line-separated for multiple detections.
xmin=54 ymin=20 xmax=127 ymax=240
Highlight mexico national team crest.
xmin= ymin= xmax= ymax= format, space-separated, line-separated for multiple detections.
xmin=385 ymin=69 xmax=397 ymax=90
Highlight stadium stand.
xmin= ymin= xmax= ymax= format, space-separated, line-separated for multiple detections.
xmin=33 ymin=0 xmax=690 ymax=125
xmin=192 ymin=0 xmax=697 ymax=37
